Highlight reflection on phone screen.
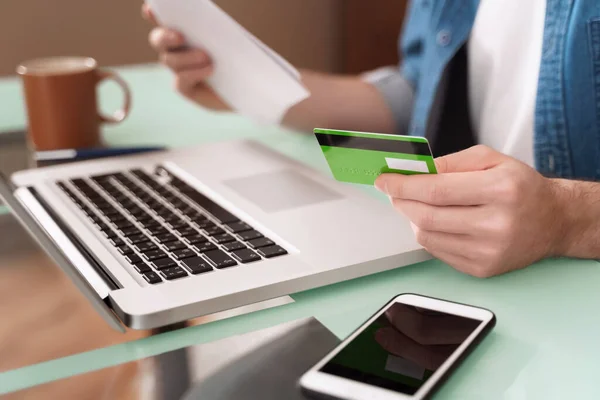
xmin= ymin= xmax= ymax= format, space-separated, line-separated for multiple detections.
xmin=319 ymin=303 xmax=481 ymax=395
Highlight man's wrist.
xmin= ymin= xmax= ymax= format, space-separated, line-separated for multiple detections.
xmin=548 ymin=179 xmax=576 ymax=257
xmin=549 ymin=178 xmax=598 ymax=259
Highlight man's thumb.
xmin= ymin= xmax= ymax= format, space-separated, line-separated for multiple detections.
xmin=434 ymin=145 xmax=505 ymax=173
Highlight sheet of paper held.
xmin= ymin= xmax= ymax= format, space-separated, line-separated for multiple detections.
xmin=147 ymin=0 xmax=310 ymax=125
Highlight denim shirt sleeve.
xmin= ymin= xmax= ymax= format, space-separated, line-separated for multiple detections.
xmin=362 ymin=67 xmax=415 ymax=135
xmin=359 ymin=1 xmax=431 ymax=135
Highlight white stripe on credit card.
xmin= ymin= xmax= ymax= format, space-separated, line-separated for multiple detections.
xmin=385 ymin=157 xmax=429 ymax=173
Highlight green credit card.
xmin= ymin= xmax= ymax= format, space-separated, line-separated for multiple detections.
xmin=315 ymin=128 xmax=437 ymax=185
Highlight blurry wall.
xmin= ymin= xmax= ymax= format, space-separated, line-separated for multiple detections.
xmin=0 ymin=0 xmax=343 ymax=77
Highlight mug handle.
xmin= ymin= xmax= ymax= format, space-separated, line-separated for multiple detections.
xmin=96 ymin=69 xmax=132 ymax=124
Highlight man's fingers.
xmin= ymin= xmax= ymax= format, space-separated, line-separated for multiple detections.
xmin=142 ymin=4 xmax=158 ymax=25
xmin=435 ymin=145 xmax=506 ymax=174
xmin=161 ymin=50 xmax=211 ymax=72
xmin=174 ymin=67 xmax=214 ymax=97
xmin=412 ymin=227 xmax=473 ymax=259
xmin=149 ymin=27 xmax=185 ymax=52
xmin=392 ymin=199 xmax=484 ymax=234
xmin=376 ymin=170 xmax=496 ymax=206
xmin=427 ymin=249 xmax=479 ymax=276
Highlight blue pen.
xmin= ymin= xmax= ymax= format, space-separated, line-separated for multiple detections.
xmin=34 ymin=146 xmax=166 ymax=162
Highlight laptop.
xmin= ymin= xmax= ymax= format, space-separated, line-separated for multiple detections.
xmin=0 ymin=140 xmax=430 ymax=330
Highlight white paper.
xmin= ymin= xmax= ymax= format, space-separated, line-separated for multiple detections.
xmin=147 ymin=0 xmax=310 ymax=125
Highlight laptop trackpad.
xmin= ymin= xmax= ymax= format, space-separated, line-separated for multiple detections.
xmin=224 ymin=170 xmax=343 ymax=213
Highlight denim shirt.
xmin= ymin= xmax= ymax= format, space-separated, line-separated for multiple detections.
xmin=394 ymin=0 xmax=600 ymax=180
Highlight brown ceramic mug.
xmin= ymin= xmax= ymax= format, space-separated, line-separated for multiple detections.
xmin=17 ymin=56 xmax=131 ymax=151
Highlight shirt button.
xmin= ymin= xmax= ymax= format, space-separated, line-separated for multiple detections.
xmin=437 ymin=30 xmax=452 ymax=47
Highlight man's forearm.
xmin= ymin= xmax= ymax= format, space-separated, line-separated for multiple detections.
xmin=282 ymin=70 xmax=396 ymax=133
xmin=553 ymin=179 xmax=600 ymax=259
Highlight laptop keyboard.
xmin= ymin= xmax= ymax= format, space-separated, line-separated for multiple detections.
xmin=56 ymin=168 xmax=287 ymax=285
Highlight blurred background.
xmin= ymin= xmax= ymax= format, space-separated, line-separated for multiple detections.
xmin=0 ymin=0 xmax=407 ymax=77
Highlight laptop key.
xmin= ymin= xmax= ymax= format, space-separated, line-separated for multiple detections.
xmin=147 ymin=226 xmax=169 ymax=236
xmin=176 ymin=226 xmax=197 ymax=236
xmin=134 ymin=213 xmax=153 ymax=223
xmin=161 ymin=266 xmax=188 ymax=280
xmin=224 ymin=222 xmax=252 ymax=233
xmin=130 ymin=209 xmax=149 ymax=219
xmin=141 ymin=219 xmax=161 ymax=229
xmin=193 ymin=242 xmax=218 ymax=253
xmin=142 ymin=249 xmax=168 ymax=261
xmin=168 ymin=220 xmax=188 ymax=230
xmin=109 ymin=237 xmax=125 ymax=247
xmin=101 ymin=208 xmax=120 ymax=217
xmin=108 ymin=213 xmax=127 ymax=223
xmin=213 ymin=233 xmax=236 ymax=244
xmin=102 ymin=229 xmax=118 ymax=239
xmin=221 ymin=241 xmax=247 ymax=252
xmin=238 ymin=230 xmax=263 ymax=241
xmin=152 ymin=258 xmax=178 ymax=270
xmin=185 ymin=234 xmax=208 ymax=245
xmin=185 ymin=192 xmax=239 ymax=224
xmin=195 ymin=220 xmax=215 ymax=230
xmin=204 ymin=226 xmax=225 ymax=236
xmin=134 ymin=262 xmax=151 ymax=274
xmin=146 ymin=200 xmax=162 ymax=209
xmin=120 ymin=227 xmax=141 ymax=237
xmin=134 ymin=241 xmax=158 ymax=253
xmin=181 ymin=257 xmax=213 ymax=274
xmin=118 ymin=245 xmax=133 ymax=256
xmin=204 ymin=249 xmax=237 ymax=269
xmin=129 ymin=169 xmax=146 ymax=177
xmin=180 ymin=206 xmax=197 ymax=215
xmin=127 ymin=234 xmax=149 ymax=245
xmin=163 ymin=214 xmax=181 ymax=223
xmin=246 ymin=237 xmax=275 ymax=249
xmin=186 ymin=210 xmax=205 ymax=219
xmin=143 ymin=271 xmax=162 ymax=284
xmin=231 ymin=249 xmax=262 ymax=264
xmin=171 ymin=248 xmax=196 ymax=260
xmin=114 ymin=220 xmax=134 ymax=229
xmin=164 ymin=241 xmax=188 ymax=252
xmin=125 ymin=254 xmax=141 ymax=264
xmin=96 ymin=221 xmax=109 ymax=231
xmin=120 ymin=200 xmax=136 ymax=209
xmin=71 ymin=178 xmax=87 ymax=187
xmin=257 ymin=245 xmax=288 ymax=259
xmin=154 ymin=233 xmax=178 ymax=244
xmin=170 ymin=199 xmax=187 ymax=208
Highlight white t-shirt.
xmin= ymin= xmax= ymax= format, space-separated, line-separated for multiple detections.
xmin=468 ymin=0 xmax=547 ymax=166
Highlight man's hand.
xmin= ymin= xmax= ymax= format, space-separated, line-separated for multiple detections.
xmin=142 ymin=4 xmax=230 ymax=111
xmin=375 ymin=145 xmax=566 ymax=278
xmin=141 ymin=5 xmax=399 ymax=134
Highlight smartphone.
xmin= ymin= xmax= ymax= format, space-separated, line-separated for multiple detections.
xmin=299 ymin=294 xmax=496 ymax=400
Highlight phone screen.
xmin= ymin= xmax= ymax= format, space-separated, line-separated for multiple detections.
xmin=319 ymin=302 xmax=482 ymax=395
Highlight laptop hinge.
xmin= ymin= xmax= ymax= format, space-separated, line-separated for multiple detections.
xmin=26 ymin=187 xmax=120 ymax=292
xmin=6 ymin=184 xmax=125 ymax=332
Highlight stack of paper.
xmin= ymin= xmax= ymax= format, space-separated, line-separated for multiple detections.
xmin=147 ymin=0 xmax=310 ymax=125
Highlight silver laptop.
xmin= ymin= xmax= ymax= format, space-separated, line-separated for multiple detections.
xmin=0 ymin=140 xmax=430 ymax=331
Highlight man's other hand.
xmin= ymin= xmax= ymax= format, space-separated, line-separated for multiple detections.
xmin=142 ymin=4 xmax=230 ymax=111
xmin=375 ymin=145 xmax=565 ymax=278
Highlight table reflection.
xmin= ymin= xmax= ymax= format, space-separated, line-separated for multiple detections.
xmin=0 ymin=213 xmax=148 ymax=374
xmin=5 ymin=318 xmax=338 ymax=400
